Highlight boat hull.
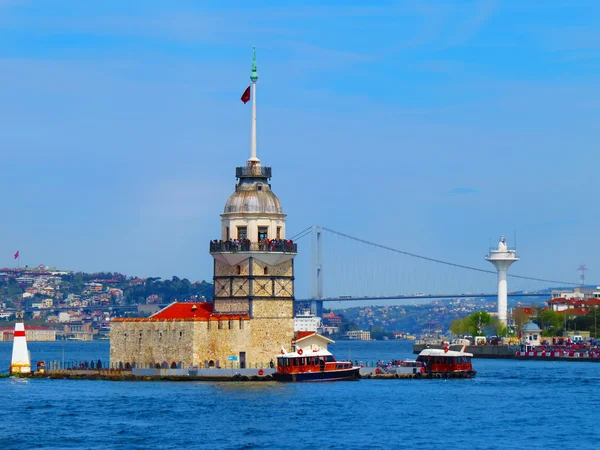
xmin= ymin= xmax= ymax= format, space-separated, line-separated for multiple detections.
xmin=272 ymin=367 xmax=360 ymax=382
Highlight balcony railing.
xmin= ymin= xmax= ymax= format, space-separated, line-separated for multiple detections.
xmin=488 ymin=247 xmax=517 ymax=253
xmin=210 ymin=240 xmax=297 ymax=253
xmin=236 ymin=166 xmax=272 ymax=179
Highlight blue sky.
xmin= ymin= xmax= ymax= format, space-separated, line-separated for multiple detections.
xmin=1 ymin=0 xmax=599 ymax=297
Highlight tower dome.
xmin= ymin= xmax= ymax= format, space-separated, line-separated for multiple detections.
xmin=223 ymin=166 xmax=283 ymax=214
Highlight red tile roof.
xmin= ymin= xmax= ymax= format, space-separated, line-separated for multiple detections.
xmin=295 ymin=331 xmax=316 ymax=340
xmin=112 ymin=302 xmax=250 ymax=322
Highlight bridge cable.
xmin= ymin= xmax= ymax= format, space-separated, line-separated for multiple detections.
xmin=288 ymin=226 xmax=312 ymax=241
xmin=321 ymin=227 xmax=579 ymax=286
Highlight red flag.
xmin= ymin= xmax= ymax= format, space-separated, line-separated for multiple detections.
xmin=240 ymin=86 xmax=250 ymax=104
xmin=14 ymin=251 xmax=19 ymax=259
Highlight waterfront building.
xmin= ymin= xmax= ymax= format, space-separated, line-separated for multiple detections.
xmin=64 ymin=322 xmax=95 ymax=341
xmin=521 ymin=321 xmax=541 ymax=348
xmin=110 ymin=50 xmax=298 ymax=369
xmin=0 ymin=325 xmax=56 ymax=341
xmin=346 ymin=330 xmax=371 ymax=341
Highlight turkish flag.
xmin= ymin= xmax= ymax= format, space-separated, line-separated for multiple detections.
xmin=240 ymin=86 xmax=250 ymax=104
xmin=14 ymin=251 xmax=19 ymax=259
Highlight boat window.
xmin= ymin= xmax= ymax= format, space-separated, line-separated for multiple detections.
xmin=299 ymin=358 xmax=305 ymax=366
xmin=293 ymin=358 xmax=298 ymax=367
xmin=326 ymin=355 xmax=335 ymax=362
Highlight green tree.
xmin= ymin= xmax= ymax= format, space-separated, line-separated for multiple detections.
xmin=468 ymin=311 xmax=492 ymax=335
xmin=450 ymin=317 xmax=470 ymax=336
xmin=369 ymin=325 xmax=392 ymax=340
xmin=539 ymin=309 xmax=562 ymax=336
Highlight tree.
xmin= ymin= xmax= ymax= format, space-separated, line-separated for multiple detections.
xmin=369 ymin=326 xmax=391 ymax=340
xmin=450 ymin=318 xmax=470 ymax=336
xmin=511 ymin=308 xmax=530 ymax=334
xmin=539 ymin=309 xmax=562 ymax=336
xmin=468 ymin=311 xmax=492 ymax=335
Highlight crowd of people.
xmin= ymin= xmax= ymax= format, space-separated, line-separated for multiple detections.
xmin=210 ymin=238 xmax=296 ymax=253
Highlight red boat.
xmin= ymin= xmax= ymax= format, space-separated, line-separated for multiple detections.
xmin=272 ymin=332 xmax=360 ymax=382
xmin=415 ymin=346 xmax=476 ymax=378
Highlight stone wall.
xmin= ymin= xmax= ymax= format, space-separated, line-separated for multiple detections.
xmin=216 ymin=259 xmax=250 ymax=277
xmin=110 ymin=314 xmax=292 ymax=368
xmin=213 ymin=298 xmax=250 ymax=313
xmin=110 ymin=320 xmax=196 ymax=368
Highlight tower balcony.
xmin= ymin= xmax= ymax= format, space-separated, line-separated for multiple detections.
xmin=236 ymin=166 xmax=271 ymax=179
xmin=210 ymin=240 xmax=297 ymax=266
xmin=210 ymin=240 xmax=297 ymax=253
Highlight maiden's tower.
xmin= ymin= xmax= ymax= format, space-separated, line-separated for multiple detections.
xmin=110 ymin=50 xmax=297 ymax=369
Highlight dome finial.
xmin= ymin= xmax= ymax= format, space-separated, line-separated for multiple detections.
xmin=250 ymin=47 xmax=258 ymax=82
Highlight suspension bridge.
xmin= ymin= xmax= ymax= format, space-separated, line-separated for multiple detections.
xmin=289 ymin=226 xmax=586 ymax=316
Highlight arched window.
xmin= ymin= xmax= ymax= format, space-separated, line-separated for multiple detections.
xmin=170 ymin=362 xmax=177 ymax=369
xmin=263 ymin=267 xmax=268 ymax=275
xmin=236 ymin=265 xmax=241 ymax=275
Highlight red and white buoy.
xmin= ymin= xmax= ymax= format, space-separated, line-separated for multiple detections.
xmin=10 ymin=312 xmax=31 ymax=375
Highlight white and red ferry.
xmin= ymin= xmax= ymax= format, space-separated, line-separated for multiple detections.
xmin=273 ymin=331 xmax=360 ymax=382
xmin=414 ymin=346 xmax=476 ymax=378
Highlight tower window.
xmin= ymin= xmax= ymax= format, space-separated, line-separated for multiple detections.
xmin=277 ymin=226 xmax=281 ymax=239
xmin=237 ymin=226 xmax=247 ymax=239
xmin=257 ymin=183 xmax=263 ymax=191
xmin=258 ymin=226 xmax=268 ymax=240
xmin=236 ymin=265 xmax=241 ymax=275
xmin=263 ymin=267 xmax=268 ymax=275
xmin=226 ymin=227 xmax=230 ymax=240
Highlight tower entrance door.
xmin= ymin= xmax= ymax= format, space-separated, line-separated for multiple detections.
xmin=239 ymin=352 xmax=246 ymax=369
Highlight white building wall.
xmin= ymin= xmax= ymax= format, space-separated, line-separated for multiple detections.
xmin=221 ymin=213 xmax=286 ymax=241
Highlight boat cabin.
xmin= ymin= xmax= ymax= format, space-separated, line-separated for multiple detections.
xmin=416 ymin=348 xmax=473 ymax=374
xmin=277 ymin=353 xmax=353 ymax=374
xmin=276 ymin=331 xmax=353 ymax=375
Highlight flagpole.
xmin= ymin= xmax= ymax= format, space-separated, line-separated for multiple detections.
xmin=248 ymin=47 xmax=259 ymax=164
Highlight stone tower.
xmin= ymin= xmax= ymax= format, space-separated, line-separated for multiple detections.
xmin=209 ymin=49 xmax=297 ymax=362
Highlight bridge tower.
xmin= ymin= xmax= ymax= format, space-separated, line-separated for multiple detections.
xmin=485 ymin=235 xmax=519 ymax=326
xmin=310 ymin=226 xmax=324 ymax=317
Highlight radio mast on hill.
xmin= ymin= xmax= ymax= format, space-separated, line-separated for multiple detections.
xmin=577 ymin=264 xmax=588 ymax=286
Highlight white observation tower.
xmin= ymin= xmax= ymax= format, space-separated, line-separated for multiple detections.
xmin=485 ymin=235 xmax=519 ymax=326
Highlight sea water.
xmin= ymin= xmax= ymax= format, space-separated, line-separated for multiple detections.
xmin=1 ymin=340 xmax=599 ymax=450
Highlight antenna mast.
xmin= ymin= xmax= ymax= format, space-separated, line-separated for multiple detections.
xmin=577 ymin=264 xmax=588 ymax=287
